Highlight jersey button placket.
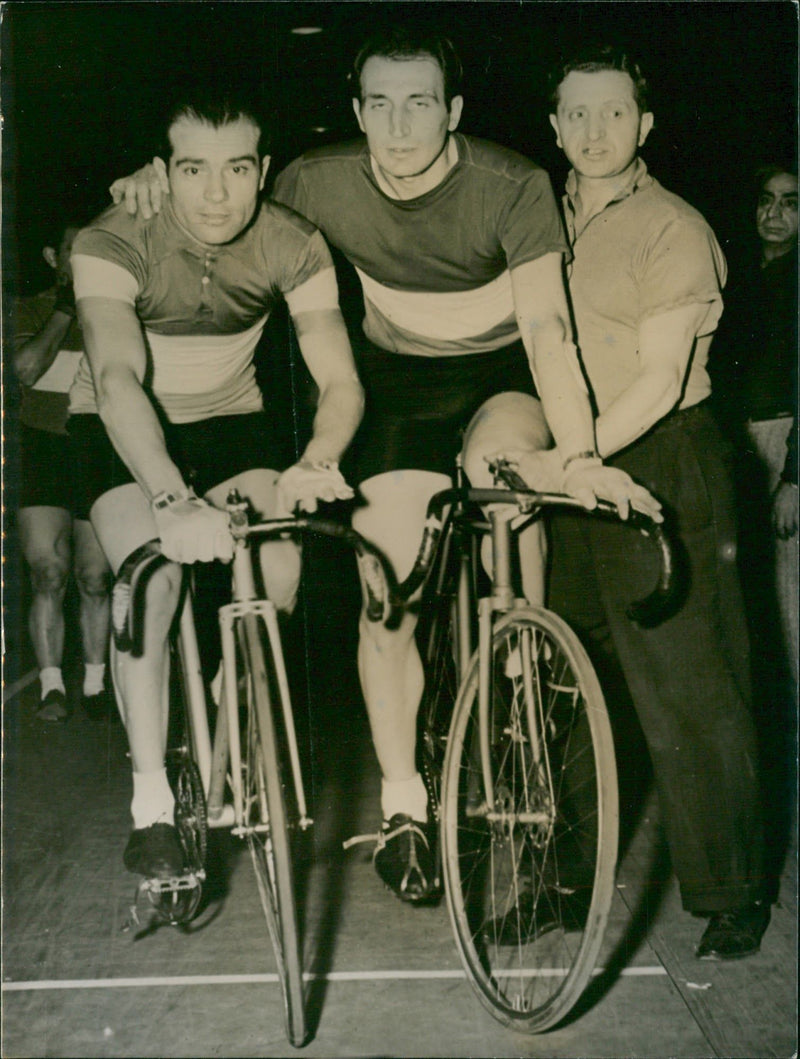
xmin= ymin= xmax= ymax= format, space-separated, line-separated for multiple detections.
xmin=199 ymin=253 xmax=215 ymax=317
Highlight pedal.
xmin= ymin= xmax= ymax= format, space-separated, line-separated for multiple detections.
xmin=140 ymin=869 xmax=206 ymax=925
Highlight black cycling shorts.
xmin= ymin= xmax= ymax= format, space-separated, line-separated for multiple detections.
xmin=68 ymin=411 xmax=292 ymax=521
xmin=352 ymin=339 xmax=538 ymax=484
xmin=18 ymin=424 xmax=75 ymax=511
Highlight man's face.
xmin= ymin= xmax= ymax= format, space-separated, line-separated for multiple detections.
xmin=549 ymin=70 xmax=653 ymax=181
xmin=167 ymin=116 xmax=269 ymax=245
xmin=353 ymin=55 xmax=463 ymax=189
xmin=756 ymin=172 xmax=798 ymax=251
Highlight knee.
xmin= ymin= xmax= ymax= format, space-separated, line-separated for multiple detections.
xmin=28 ymin=556 xmax=69 ymax=596
xmin=261 ymin=543 xmax=301 ymax=614
xmin=359 ymin=606 xmax=417 ymax=656
xmin=144 ymin=564 xmax=184 ymax=626
xmin=75 ymin=562 xmax=112 ymax=600
xmin=462 ymin=394 xmax=551 ymax=485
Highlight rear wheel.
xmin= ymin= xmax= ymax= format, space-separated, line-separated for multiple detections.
xmin=240 ymin=612 xmax=307 ymax=1048
xmin=441 ymin=606 xmax=618 ymax=1032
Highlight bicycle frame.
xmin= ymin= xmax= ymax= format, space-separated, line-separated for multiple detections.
xmin=173 ymin=505 xmax=313 ymax=838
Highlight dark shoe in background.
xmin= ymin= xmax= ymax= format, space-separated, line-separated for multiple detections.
xmin=696 ymin=902 xmax=771 ymax=960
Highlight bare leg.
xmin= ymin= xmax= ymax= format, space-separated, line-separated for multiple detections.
xmin=73 ymin=518 xmax=112 ymax=666
xmin=90 ymin=484 xmax=180 ymax=773
xmin=462 ymin=392 xmax=552 ymax=604
xmin=18 ymin=506 xmax=72 ymax=672
xmin=205 ymin=467 xmax=301 ymax=613
xmin=352 ymin=470 xmax=451 ymax=783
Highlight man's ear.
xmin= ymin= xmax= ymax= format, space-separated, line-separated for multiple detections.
xmin=42 ymin=247 xmax=58 ymax=270
xmin=638 ymin=112 xmax=654 ymax=147
xmin=448 ymin=95 xmax=464 ymax=132
xmin=352 ymin=97 xmax=366 ymax=133
xmin=548 ymin=113 xmax=563 ymax=149
xmin=259 ymin=156 xmax=271 ymax=190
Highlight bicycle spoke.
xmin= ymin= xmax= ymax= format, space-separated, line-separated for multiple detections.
xmin=442 ymin=607 xmax=618 ymax=1031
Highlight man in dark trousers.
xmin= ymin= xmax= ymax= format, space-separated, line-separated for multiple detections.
xmin=538 ymin=44 xmax=769 ymax=961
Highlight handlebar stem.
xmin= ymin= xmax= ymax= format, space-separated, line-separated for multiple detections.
xmin=490 ymin=511 xmax=516 ymax=611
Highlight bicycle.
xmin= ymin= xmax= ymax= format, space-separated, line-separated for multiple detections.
xmin=112 ymin=467 xmax=673 ymax=1044
xmin=112 ymin=491 xmax=394 ymax=1049
xmin=402 ymin=455 xmax=675 ymax=1032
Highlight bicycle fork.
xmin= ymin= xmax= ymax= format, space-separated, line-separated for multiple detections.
xmin=476 ymin=512 xmax=553 ymax=831
xmin=212 ymin=523 xmax=312 ymax=838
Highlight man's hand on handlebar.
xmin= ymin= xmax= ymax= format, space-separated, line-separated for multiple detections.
xmin=110 ymin=158 xmax=169 ymax=219
xmin=278 ymin=460 xmax=354 ymax=514
xmin=489 ymin=447 xmax=663 ymax=523
xmin=152 ymin=490 xmax=234 ymax=563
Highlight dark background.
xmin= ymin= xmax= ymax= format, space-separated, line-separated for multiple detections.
xmin=3 ymin=0 xmax=798 ymax=291
xmin=2 ymin=0 xmax=798 ymax=680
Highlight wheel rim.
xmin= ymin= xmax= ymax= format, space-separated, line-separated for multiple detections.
xmin=442 ymin=607 xmax=618 ymax=1031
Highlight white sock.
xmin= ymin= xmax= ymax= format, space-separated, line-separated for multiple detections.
xmin=83 ymin=663 xmax=106 ymax=696
xmin=381 ymin=773 xmax=428 ymax=824
xmin=40 ymin=667 xmax=65 ymax=698
xmin=131 ymin=768 xmax=175 ymax=830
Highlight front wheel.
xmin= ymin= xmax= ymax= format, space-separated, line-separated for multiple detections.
xmin=441 ymin=606 xmax=618 ymax=1032
xmin=240 ymin=613 xmax=307 ymax=1048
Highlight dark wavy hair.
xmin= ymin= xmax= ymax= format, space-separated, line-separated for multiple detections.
xmin=349 ymin=28 xmax=463 ymax=108
xmin=548 ymin=44 xmax=649 ymax=114
xmin=158 ymin=85 xmax=272 ymax=163
xmin=755 ymin=163 xmax=798 ymax=195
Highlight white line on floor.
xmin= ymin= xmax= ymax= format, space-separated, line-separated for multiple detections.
xmin=3 ymin=966 xmax=667 ymax=992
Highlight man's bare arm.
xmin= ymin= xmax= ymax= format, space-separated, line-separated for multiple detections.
xmin=595 ymin=303 xmax=711 ymax=458
xmin=13 ymin=302 xmax=75 ymax=386
xmin=508 ymin=254 xmax=662 ymax=519
xmin=77 ymin=296 xmax=185 ymax=499
xmin=510 ymin=253 xmax=595 ymax=460
xmin=292 ymin=306 xmax=365 ymax=466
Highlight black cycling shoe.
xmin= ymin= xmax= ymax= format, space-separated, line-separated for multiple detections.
xmin=374 ymin=813 xmax=439 ymax=904
xmin=36 ymin=689 xmax=69 ymax=723
xmin=82 ymin=689 xmax=115 ymax=720
xmin=696 ymin=902 xmax=770 ymax=961
xmin=482 ymin=886 xmax=589 ymax=945
xmin=123 ymin=823 xmax=185 ymax=877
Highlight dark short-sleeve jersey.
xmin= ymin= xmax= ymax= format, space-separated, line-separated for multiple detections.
xmin=14 ymin=287 xmax=84 ymax=433
xmin=273 ymin=134 xmax=568 ymax=355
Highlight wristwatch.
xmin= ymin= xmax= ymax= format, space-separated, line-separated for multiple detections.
xmin=151 ymin=488 xmax=194 ymax=511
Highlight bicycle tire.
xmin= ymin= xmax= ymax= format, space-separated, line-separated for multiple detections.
xmin=441 ymin=605 xmax=618 ymax=1032
xmin=240 ymin=612 xmax=307 ymax=1048
xmin=175 ymin=758 xmax=208 ymax=869
xmin=417 ymin=530 xmax=464 ymax=828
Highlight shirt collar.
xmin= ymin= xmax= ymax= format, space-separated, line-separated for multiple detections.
xmin=564 ymin=156 xmax=652 ymax=208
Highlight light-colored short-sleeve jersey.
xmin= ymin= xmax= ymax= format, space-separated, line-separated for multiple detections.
xmin=273 ymin=133 xmax=569 ymax=356
xmin=563 ymin=162 xmax=726 ymax=414
xmin=69 ymin=198 xmax=335 ymax=422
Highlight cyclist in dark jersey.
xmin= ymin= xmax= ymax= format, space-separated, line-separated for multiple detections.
xmin=108 ymin=31 xmax=660 ymax=903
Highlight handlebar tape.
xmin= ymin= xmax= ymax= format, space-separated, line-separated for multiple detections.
xmin=112 ymin=540 xmax=173 ymax=658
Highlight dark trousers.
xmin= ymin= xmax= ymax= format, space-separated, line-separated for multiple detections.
xmin=549 ymin=404 xmax=765 ymax=913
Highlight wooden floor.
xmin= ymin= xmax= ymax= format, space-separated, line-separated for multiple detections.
xmin=3 ymin=653 xmax=797 ymax=1059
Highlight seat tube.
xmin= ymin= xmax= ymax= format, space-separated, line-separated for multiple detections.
xmin=477 ymin=596 xmax=495 ymax=808
xmin=456 ymin=549 xmax=472 ymax=680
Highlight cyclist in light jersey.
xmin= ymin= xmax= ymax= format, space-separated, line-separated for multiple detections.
xmin=71 ymin=88 xmax=363 ymax=878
